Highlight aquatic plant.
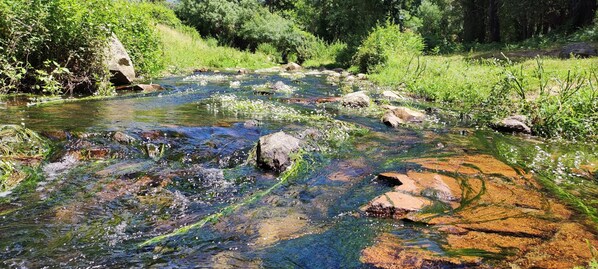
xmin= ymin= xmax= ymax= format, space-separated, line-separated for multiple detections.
xmin=207 ymin=94 xmax=368 ymax=151
xmin=0 ymin=125 xmax=49 ymax=192
xmin=139 ymin=153 xmax=309 ymax=247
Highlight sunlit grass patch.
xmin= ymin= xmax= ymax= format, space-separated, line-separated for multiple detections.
xmin=156 ymin=24 xmax=274 ymax=75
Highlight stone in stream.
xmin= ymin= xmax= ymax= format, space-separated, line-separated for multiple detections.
xmin=491 ymin=115 xmax=532 ymax=134
xmin=270 ymin=81 xmax=293 ymax=93
xmin=362 ymin=191 xmax=432 ymax=219
xmin=106 ymin=33 xmax=135 ymax=86
xmin=257 ymin=131 xmax=301 ymax=173
xmin=341 ymin=91 xmax=370 ymax=108
xmin=113 ymin=131 xmax=136 ymax=144
xmin=392 ymin=107 xmax=425 ymax=123
xmin=133 ymin=84 xmax=163 ymax=92
xmin=381 ymin=90 xmax=401 ymax=100
xmin=382 ymin=111 xmax=405 ymax=128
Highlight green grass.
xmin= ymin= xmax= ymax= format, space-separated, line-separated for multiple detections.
xmin=156 ymin=24 xmax=274 ymax=75
xmin=368 ymin=53 xmax=598 ymax=141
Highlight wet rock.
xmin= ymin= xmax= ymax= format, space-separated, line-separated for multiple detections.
xmin=491 ymin=115 xmax=531 ymax=134
xmin=362 ymin=191 xmax=432 ymax=219
xmin=381 ymin=90 xmax=401 ymax=100
xmin=341 ymin=91 xmax=370 ymax=108
xmin=361 ymin=233 xmax=482 ymax=269
xmin=257 ymin=131 xmax=301 ymax=172
xmin=559 ymin=42 xmax=597 ymax=58
xmin=106 ymin=33 xmax=135 ymax=86
xmin=315 ymin=97 xmax=341 ymax=104
xmin=382 ymin=111 xmax=405 ymax=128
xmin=237 ymin=68 xmax=249 ymax=74
xmin=377 ymin=172 xmax=407 ymax=186
xmin=392 ymin=107 xmax=426 ymax=123
xmin=270 ymin=81 xmax=293 ymax=93
xmin=256 ymin=212 xmax=308 ymax=247
xmin=283 ymin=62 xmax=302 ymax=72
xmin=41 ymin=131 xmax=70 ymax=141
xmin=86 ymin=148 xmax=110 ymax=159
xmin=112 ymin=131 xmax=136 ymax=144
xmin=133 ymin=84 xmax=163 ymax=92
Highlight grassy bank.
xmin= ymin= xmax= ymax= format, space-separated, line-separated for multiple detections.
xmin=156 ymin=24 xmax=273 ymax=74
xmin=0 ymin=1 xmax=274 ymax=95
xmin=369 ymin=54 xmax=597 ymax=141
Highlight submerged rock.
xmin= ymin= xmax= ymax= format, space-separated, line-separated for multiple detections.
xmin=257 ymin=131 xmax=301 ymax=172
xmin=362 ymin=191 xmax=431 ymax=219
xmin=492 ymin=115 xmax=531 ymax=134
xmin=133 ymin=84 xmax=163 ymax=92
xmin=106 ymin=33 xmax=135 ymax=86
xmin=112 ymin=131 xmax=136 ymax=144
xmin=341 ymin=91 xmax=370 ymax=108
xmin=559 ymin=42 xmax=597 ymax=58
xmin=392 ymin=107 xmax=425 ymax=123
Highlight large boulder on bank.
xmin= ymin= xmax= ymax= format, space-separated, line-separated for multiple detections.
xmin=342 ymin=91 xmax=370 ymax=108
xmin=107 ymin=34 xmax=135 ymax=86
xmin=559 ymin=43 xmax=597 ymax=59
xmin=257 ymin=131 xmax=301 ymax=172
xmin=491 ymin=115 xmax=531 ymax=134
xmin=284 ymin=62 xmax=302 ymax=72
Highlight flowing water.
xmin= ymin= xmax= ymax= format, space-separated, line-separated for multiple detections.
xmin=0 ymin=72 xmax=597 ymax=268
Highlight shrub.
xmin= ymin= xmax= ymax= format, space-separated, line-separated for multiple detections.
xmin=353 ymin=23 xmax=425 ymax=73
xmin=0 ymin=0 xmax=175 ymax=95
xmin=177 ymin=0 xmax=319 ymax=63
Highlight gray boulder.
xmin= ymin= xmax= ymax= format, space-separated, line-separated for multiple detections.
xmin=257 ymin=131 xmax=301 ymax=172
xmin=492 ymin=115 xmax=532 ymax=134
xmin=342 ymin=91 xmax=370 ymax=108
xmin=559 ymin=43 xmax=597 ymax=59
xmin=107 ymin=33 xmax=135 ymax=85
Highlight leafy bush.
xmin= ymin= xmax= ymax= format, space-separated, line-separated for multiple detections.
xmin=0 ymin=0 xmax=177 ymax=95
xmin=353 ymin=23 xmax=425 ymax=73
xmin=176 ymin=0 xmax=319 ymax=63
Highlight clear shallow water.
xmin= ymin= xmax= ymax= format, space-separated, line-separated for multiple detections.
xmin=0 ymin=72 xmax=596 ymax=268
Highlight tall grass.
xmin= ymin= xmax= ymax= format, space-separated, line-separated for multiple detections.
xmin=157 ymin=24 xmax=273 ymax=74
xmin=368 ymin=53 xmax=598 ymax=141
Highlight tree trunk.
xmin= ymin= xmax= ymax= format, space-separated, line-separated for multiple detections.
xmin=488 ymin=0 xmax=500 ymax=42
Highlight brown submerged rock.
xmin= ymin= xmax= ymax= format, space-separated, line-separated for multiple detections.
xmin=361 ymin=233 xmax=484 ymax=269
xmin=362 ymin=154 xmax=598 ymax=268
xmin=362 ymin=191 xmax=432 ymax=219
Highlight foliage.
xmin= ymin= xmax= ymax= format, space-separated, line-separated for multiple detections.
xmin=176 ymin=0 xmax=319 ymax=63
xmin=157 ymin=24 xmax=273 ymax=73
xmin=0 ymin=125 xmax=49 ymax=192
xmin=353 ymin=23 xmax=425 ymax=73
xmin=369 ymin=51 xmax=598 ymax=141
